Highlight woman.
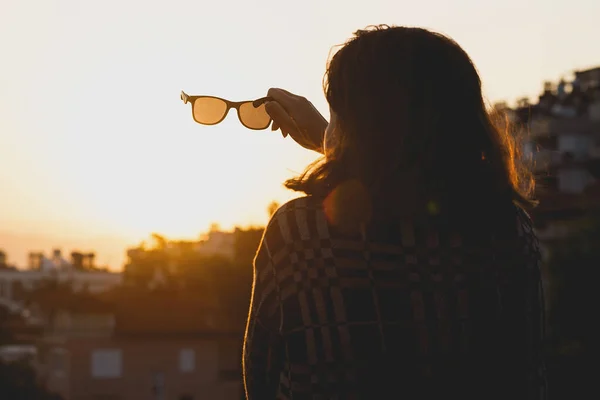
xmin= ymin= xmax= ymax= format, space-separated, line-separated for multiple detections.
xmin=244 ymin=25 xmax=546 ymax=399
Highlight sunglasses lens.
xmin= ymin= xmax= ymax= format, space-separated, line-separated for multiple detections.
xmin=238 ymin=102 xmax=271 ymax=130
xmin=193 ymin=97 xmax=228 ymax=125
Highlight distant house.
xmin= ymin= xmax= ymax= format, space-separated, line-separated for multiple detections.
xmin=511 ymin=66 xmax=600 ymax=243
xmin=40 ymin=289 xmax=244 ymax=400
xmin=0 ymin=250 xmax=17 ymax=271
xmin=0 ymin=249 xmax=122 ymax=310
xmin=195 ymin=230 xmax=236 ymax=260
xmin=0 ymin=301 xmax=44 ymax=344
xmin=0 ymin=344 xmax=38 ymax=364
xmin=507 ymin=66 xmax=600 ymax=312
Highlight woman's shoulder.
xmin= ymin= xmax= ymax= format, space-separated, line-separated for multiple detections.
xmin=269 ymin=195 xmax=325 ymax=225
xmin=262 ymin=196 xmax=327 ymax=245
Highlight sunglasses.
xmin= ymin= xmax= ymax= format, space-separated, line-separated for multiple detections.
xmin=181 ymin=91 xmax=273 ymax=130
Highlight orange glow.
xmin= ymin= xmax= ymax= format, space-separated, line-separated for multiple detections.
xmin=1 ymin=0 xmax=598 ymax=268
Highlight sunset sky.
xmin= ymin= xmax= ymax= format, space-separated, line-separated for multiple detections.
xmin=1 ymin=0 xmax=599 ymax=269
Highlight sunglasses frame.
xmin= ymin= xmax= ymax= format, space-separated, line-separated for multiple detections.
xmin=181 ymin=91 xmax=273 ymax=130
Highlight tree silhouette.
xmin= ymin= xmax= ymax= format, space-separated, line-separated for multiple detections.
xmin=121 ymin=224 xmax=265 ymax=330
xmin=150 ymin=233 xmax=168 ymax=250
xmin=267 ymin=201 xmax=280 ymax=218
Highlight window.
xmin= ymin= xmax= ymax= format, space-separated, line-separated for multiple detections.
xmin=179 ymin=348 xmax=195 ymax=373
xmin=91 ymin=349 xmax=122 ymax=378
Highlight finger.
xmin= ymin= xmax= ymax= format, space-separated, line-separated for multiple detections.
xmin=265 ymin=101 xmax=297 ymax=135
xmin=267 ymin=87 xmax=293 ymax=100
xmin=267 ymin=88 xmax=299 ymax=112
xmin=267 ymin=90 xmax=305 ymax=134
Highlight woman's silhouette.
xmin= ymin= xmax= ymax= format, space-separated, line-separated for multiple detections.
xmin=244 ymin=25 xmax=546 ymax=400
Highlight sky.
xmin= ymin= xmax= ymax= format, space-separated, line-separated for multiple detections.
xmin=1 ymin=0 xmax=599 ymax=269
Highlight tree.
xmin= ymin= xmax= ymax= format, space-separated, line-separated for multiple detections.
xmin=24 ymin=280 xmax=75 ymax=314
xmin=267 ymin=201 xmax=280 ymax=218
xmin=122 ymin=227 xmax=265 ymax=330
xmin=150 ymin=233 xmax=167 ymax=250
xmin=124 ymin=246 xmax=171 ymax=288
xmin=177 ymin=253 xmax=232 ymax=292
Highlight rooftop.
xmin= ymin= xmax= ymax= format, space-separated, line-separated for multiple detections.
xmin=511 ymin=65 xmax=600 ymax=128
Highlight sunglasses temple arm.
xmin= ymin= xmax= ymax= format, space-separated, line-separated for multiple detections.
xmin=252 ymin=96 xmax=274 ymax=107
xmin=181 ymin=91 xmax=192 ymax=104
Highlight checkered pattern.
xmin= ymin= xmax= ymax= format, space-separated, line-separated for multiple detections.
xmin=243 ymin=196 xmax=547 ymax=400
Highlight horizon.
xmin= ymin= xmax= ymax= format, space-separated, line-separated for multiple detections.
xmin=2 ymin=0 xmax=599 ymax=270
xmin=0 ymin=219 xmax=270 ymax=271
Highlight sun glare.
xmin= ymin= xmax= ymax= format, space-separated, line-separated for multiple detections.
xmin=2 ymin=0 xmax=598 ymax=269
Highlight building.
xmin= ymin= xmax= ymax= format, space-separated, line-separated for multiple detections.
xmin=0 ymin=301 xmax=44 ymax=344
xmin=39 ymin=290 xmax=244 ymax=400
xmin=0 ymin=344 xmax=38 ymax=364
xmin=195 ymin=229 xmax=236 ymax=260
xmin=0 ymin=249 xmax=122 ymax=308
xmin=0 ymin=250 xmax=15 ymax=271
xmin=512 ymin=66 xmax=600 ymax=246
xmin=504 ymin=66 xmax=600 ymax=312
xmin=0 ymin=269 xmax=122 ymax=299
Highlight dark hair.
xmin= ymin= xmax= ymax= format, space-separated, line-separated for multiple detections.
xmin=286 ymin=25 xmax=535 ymax=229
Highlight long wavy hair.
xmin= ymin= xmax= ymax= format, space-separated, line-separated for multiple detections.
xmin=286 ymin=26 xmax=535 ymax=230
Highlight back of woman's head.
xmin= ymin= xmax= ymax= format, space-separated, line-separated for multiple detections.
xmin=287 ymin=25 xmax=534 ymax=228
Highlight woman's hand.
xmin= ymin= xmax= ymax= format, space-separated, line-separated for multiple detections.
xmin=265 ymin=88 xmax=328 ymax=154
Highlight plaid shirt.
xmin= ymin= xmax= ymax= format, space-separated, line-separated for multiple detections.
xmin=243 ymin=196 xmax=547 ymax=400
